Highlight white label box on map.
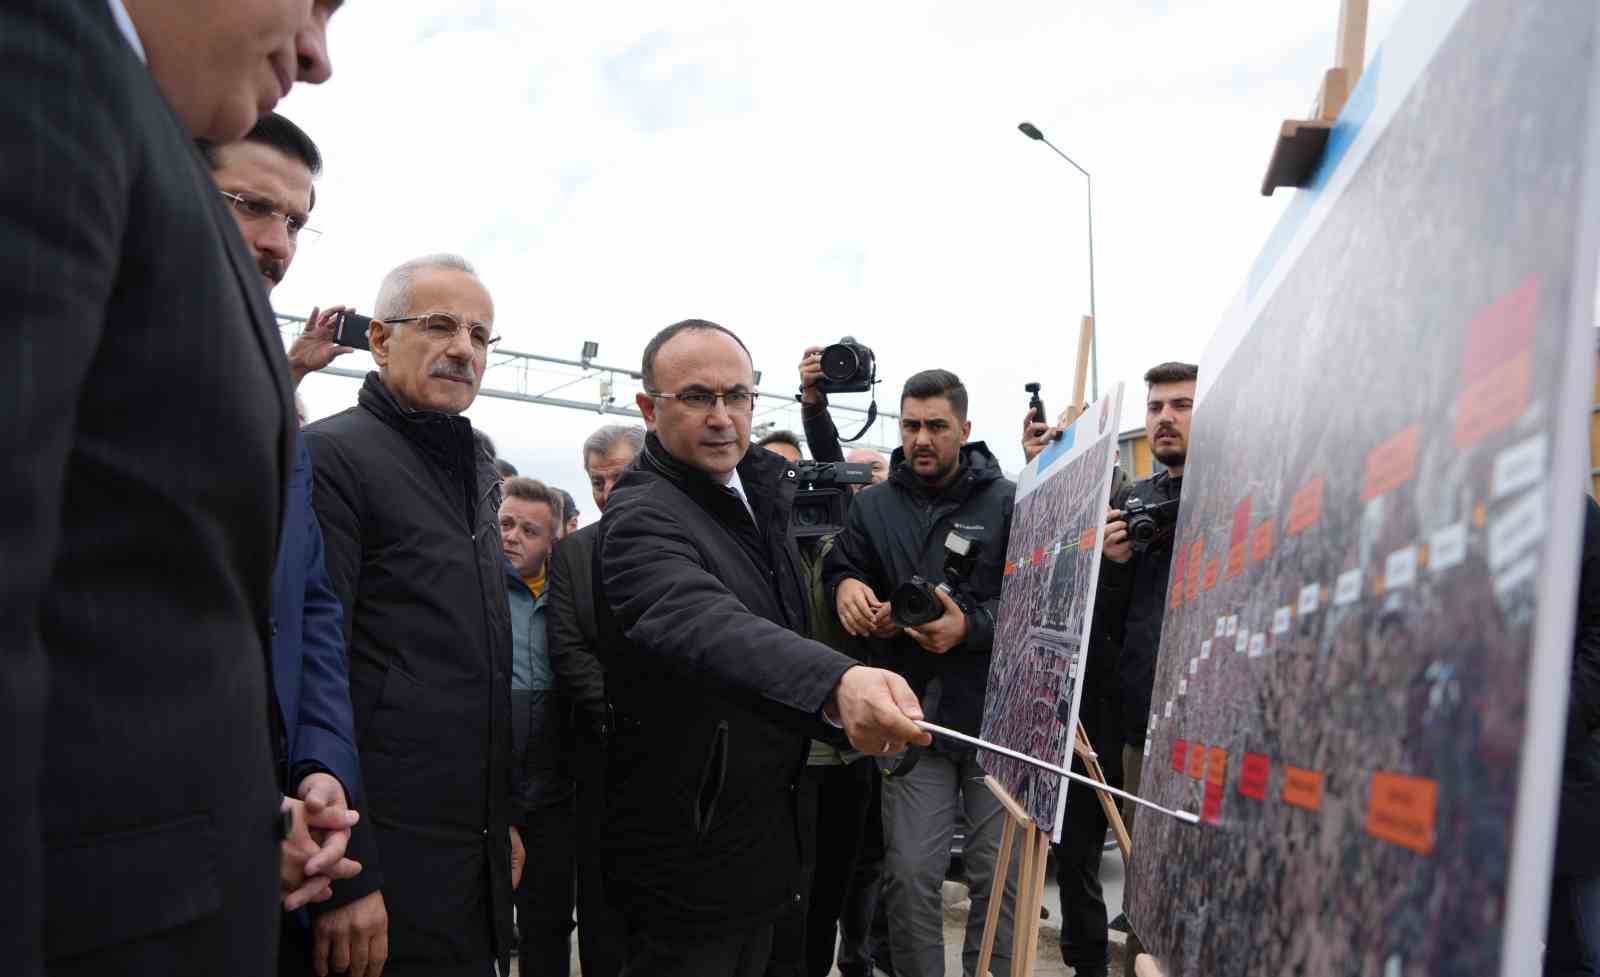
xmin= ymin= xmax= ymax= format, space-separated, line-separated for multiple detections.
xmin=1226 ymin=615 xmax=1239 ymax=637
xmin=1491 ymin=434 xmax=1547 ymax=501
xmin=1235 ymin=629 xmax=1250 ymax=654
xmin=1335 ymin=568 xmax=1363 ymax=606
xmin=1430 ymin=522 xmax=1467 ymax=572
xmin=1489 ymin=490 xmax=1545 ymax=571
xmin=1189 ymin=658 xmax=1199 ymax=676
xmin=1386 ymin=544 xmax=1418 ymax=590
xmin=1248 ymin=632 xmax=1267 ymax=658
xmin=1273 ymin=606 xmax=1292 ymax=635
xmin=1200 ymin=639 xmax=1212 ymax=660
xmin=1298 ymin=582 xmax=1320 ymax=616
xmin=1215 ymin=617 xmax=1227 ymax=637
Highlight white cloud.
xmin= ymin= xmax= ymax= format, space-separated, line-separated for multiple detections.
xmin=274 ymin=0 xmax=1404 ymax=520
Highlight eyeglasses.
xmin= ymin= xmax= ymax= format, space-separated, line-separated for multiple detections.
xmin=646 ymin=388 xmax=758 ymax=413
xmin=384 ymin=312 xmax=500 ymax=352
xmin=217 ymin=190 xmax=320 ymax=244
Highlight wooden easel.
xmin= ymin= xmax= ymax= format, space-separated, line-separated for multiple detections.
xmin=1261 ymin=0 xmax=1369 ymax=194
xmin=974 ymin=776 xmax=1052 ymax=977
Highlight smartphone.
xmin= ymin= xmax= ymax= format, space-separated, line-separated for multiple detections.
xmin=333 ymin=311 xmax=372 ymax=351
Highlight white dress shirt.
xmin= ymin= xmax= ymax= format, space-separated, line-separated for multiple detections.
xmin=106 ymin=0 xmax=147 ymax=63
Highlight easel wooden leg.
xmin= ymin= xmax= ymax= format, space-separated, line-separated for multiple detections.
xmin=975 ymin=808 xmax=1017 ymax=977
xmin=1009 ymin=820 xmax=1037 ymax=977
xmin=1017 ymin=829 xmax=1050 ymax=975
xmin=1073 ymin=721 xmax=1133 ymax=863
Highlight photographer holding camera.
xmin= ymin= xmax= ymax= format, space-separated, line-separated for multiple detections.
xmin=824 ymin=369 xmax=1018 ymax=977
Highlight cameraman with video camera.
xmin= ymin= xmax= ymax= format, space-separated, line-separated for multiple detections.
xmin=825 ymin=369 xmax=1017 ymax=977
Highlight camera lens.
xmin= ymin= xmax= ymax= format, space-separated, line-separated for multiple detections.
xmin=794 ymin=503 xmax=822 ymax=527
xmin=820 ymin=344 xmax=860 ymax=382
xmin=1129 ymin=517 xmax=1155 ymax=544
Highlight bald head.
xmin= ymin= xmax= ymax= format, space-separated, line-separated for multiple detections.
xmin=847 ymin=447 xmax=889 ymax=488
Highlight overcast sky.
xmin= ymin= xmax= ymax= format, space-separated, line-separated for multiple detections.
xmin=274 ymin=0 xmax=1403 ymax=523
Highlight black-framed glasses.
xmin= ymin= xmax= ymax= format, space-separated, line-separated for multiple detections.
xmin=385 ymin=312 xmax=500 ymax=352
xmin=647 ymin=387 xmax=758 ymax=414
xmin=217 ymin=190 xmax=320 ymax=244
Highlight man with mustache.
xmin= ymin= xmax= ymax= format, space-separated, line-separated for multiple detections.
xmin=1 ymin=0 xmax=340 ymax=974
xmin=825 ymin=369 xmax=1018 ymax=977
xmin=304 ymin=255 xmax=524 ymax=977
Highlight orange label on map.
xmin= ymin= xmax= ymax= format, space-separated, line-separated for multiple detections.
xmin=1283 ymin=766 xmax=1324 ymax=811
xmin=1287 ymin=478 xmax=1325 ymax=535
xmin=1202 ymin=746 xmax=1228 ymax=822
xmin=1227 ymin=498 xmax=1252 ymax=579
xmin=1454 ymin=350 xmax=1533 ymax=448
xmin=1361 ymin=424 xmax=1421 ymax=502
xmin=1171 ymin=739 xmax=1188 ymax=774
xmin=1185 ymin=540 xmax=1204 ymax=602
xmin=1367 ymin=771 xmax=1438 ymax=855
xmin=1187 ymin=742 xmax=1207 ymax=780
xmin=1462 ymin=273 xmax=1539 ymax=382
xmin=1203 ymin=557 xmax=1220 ymax=592
xmin=1004 ymin=561 xmax=1015 ymax=577
xmin=1239 ymin=752 xmax=1270 ymax=800
xmin=1170 ymin=546 xmax=1188 ymax=610
xmin=1250 ymin=519 xmax=1275 ymax=563
xmin=1079 ymin=525 xmax=1098 ymax=551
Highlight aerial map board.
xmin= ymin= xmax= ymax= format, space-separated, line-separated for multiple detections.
xmin=981 ymin=384 xmax=1123 ymax=842
xmin=1124 ymin=2 xmax=1599 ymax=976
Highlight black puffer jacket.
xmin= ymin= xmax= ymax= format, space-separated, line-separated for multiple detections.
xmin=594 ymin=434 xmax=857 ymax=932
xmin=1555 ymin=496 xmax=1600 ymax=876
xmin=305 ymin=373 xmax=517 ymax=977
xmin=823 ymin=442 xmax=1015 ymax=738
xmin=1094 ymin=469 xmax=1181 ymax=750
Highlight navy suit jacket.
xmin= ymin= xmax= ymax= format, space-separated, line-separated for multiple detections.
xmin=272 ymin=432 xmax=361 ymax=800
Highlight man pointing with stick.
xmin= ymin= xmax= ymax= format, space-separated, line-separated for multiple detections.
xmin=594 ymin=319 xmax=927 ymax=977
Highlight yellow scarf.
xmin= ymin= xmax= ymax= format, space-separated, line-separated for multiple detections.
xmin=522 ymin=565 xmax=546 ymax=599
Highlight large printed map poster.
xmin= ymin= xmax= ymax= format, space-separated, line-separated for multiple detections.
xmin=1125 ymin=2 xmax=1598 ymax=976
xmin=981 ymin=384 xmax=1123 ymax=842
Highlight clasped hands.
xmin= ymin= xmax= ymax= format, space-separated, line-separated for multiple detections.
xmin=280 ymin=772 xmax=362 ymax=911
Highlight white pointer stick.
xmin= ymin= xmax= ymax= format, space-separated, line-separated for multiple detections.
xmin=913 ymin=720 xmax=1202 ymax=825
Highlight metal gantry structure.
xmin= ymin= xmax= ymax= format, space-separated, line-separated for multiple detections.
xmin=275 ymin=314 xmax=902 ymax=456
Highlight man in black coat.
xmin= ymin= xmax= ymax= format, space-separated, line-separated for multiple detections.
xmin=0 ymin=2 xmax=339 ymax=974
xmin=545 ymin=423 xmax=646 ymax=977
xmin=595 ymin=319 xmax=930 ymax=977
xmin=823 ymin=369 xmax=1018 ymax=977
xmin=305 ymin=254 xmax=523 ymax=977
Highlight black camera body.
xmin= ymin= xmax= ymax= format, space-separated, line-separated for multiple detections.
xmin=891 ymin=532 xmax=979 ymax=629
xmin=791 ymin=461 xmax=874 ymax=542
xmin=818 ymin=336 xmax=876 ymax=394
xmin=1123 ymin=495 xmax=1181 ymax=552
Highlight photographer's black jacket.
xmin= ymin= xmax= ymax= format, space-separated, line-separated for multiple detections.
xmin=594 ymin=434 xmax=857 ymax=932
xmin=824 ymin=442 xmax=1015 ymax=738
xmin=1095 ymin=468 xmax=1182 ymax=749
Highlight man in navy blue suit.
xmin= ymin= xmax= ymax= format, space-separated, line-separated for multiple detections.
xmin=203 ymin=114 xmax=382 ymax=976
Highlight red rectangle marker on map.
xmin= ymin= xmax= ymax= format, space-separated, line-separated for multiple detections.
xmin=1171 ymin=739 xmax=1188 ymax=774
xmin=1170 ymin=546 xmax=1189 ymax=609
xmin=1283 ymin=766 xmax=1324 ymax=811
xmin=1251 ymin=519 xmax=1275 ymax=563
xmin=1238 ymin=752 xmax=1270 ymax=800
xmin=1079 ymin=525 xmax=1097 ymax=551
xmin=1287 ymin=478 xmax=1325 ymax=535
xmin=1032 ymin=547 xmax=1046 ymax=567
xmin=1455 ymin=350 xmax=1533 ymax=449
xmin=1187 ymin=742 xmax=1207 ymax=780
xmin=1185 ymin=540 xmax=1204 ymax=602
xmin=1461 ymin=272 xmax=1539 ymax=382
xmin=1226 ymin=497 xmax=1252 ymax=579
xmin=1361 ymin=424 xmax=1421 ymax=502
xmin=1367 ymin=771 xmax=1439 ymax=855
xmin=1203 ymin=557 xmax=1220 ymax=592
xmin=1202 ymin=747 xmax=1228 ymax=822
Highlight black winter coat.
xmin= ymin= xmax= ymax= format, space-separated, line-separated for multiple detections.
xmin=305 ymin=373 xmax=517 ymax=977
xmin=823 ymin=442 xmax=1015 ymax=738
xmin=1555 ymin=496 xmax=1600 ymax=875
xmin=1095 ymin=469 xmax=1182 ymax=749
xmin=594 ymin=435 xmax=857 ymax=932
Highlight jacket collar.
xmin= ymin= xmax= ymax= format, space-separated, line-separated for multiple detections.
xmin=637 ymin=432 xmax=796 ymax=526
xmin=358 ymin=371 xmax=476 ymax=473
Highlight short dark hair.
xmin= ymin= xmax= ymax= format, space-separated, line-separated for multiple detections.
xmin=502 ymin=477 xmax=563 ymax=525
xmin=198 ymin=112 xmax=323 ymax=209
xmin=493 ymin=458 xmax=519 ymax=479
xmin=640 ymin=319 xmax=754 ymax=392
xmin=558 ymin=489 xmax=579 ymax=523
xmin=756 ymin=430 xmax=803 ymax=455
xmin=900 ymin=369 xmax=968 ymax=420
xmin=1144 ymin=361 xmax=1198 ymax=386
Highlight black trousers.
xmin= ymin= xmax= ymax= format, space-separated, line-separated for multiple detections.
xmin=1054 ymin=696 xmax=1124 ymax=974
xmin=515 ymin=795 xmax=577 ymax=977
xmin=574 ymin=728 xmax=626 ymax=977
xmin=766 ymin=759 xmax=874 ymax=977
xmin=835 ymin=767 xmax=891 ymax=977
xmin=621 ymin=921 xmax=775 ymax=977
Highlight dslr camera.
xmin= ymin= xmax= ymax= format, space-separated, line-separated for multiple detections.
xmin=1122 ymin=495 xmax=1180 ymax=552
xmin=891 ymin=532 xmax=980 ymax=629
xmin=791 ymin=461 xmax=875 ymax=542
xmin=817 ymin=337 xmax=876 ymax=394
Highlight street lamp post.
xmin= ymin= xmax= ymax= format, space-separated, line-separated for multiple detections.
xmin=1018 ymin=121 xmax=1098 ymax=402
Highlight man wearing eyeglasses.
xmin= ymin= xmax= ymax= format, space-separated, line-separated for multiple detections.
xmin=304 ymin=254 xmax=524 ymax=977
xmin=593 ymin=318 xmax=930 ymax=977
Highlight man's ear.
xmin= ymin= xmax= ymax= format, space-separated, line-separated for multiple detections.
xmin=369 ymin=320 xmax=392 ymax=367
xmin=636 ymin=391 xmax=658 ymax=431
xmin=961 ymin=418 xmax=973 ymax=443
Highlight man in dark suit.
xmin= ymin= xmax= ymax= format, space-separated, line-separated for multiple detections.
xmin=0 ymin=2 xmax=340 ymax=975
xmin=203 ymin=113 xmax=380 ymax=972
xmin=546 ymin=423 xmax=645 ymax=977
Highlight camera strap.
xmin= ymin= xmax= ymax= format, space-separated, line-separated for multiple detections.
xmin=838 ymin=397 xmax=878 ymax=443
